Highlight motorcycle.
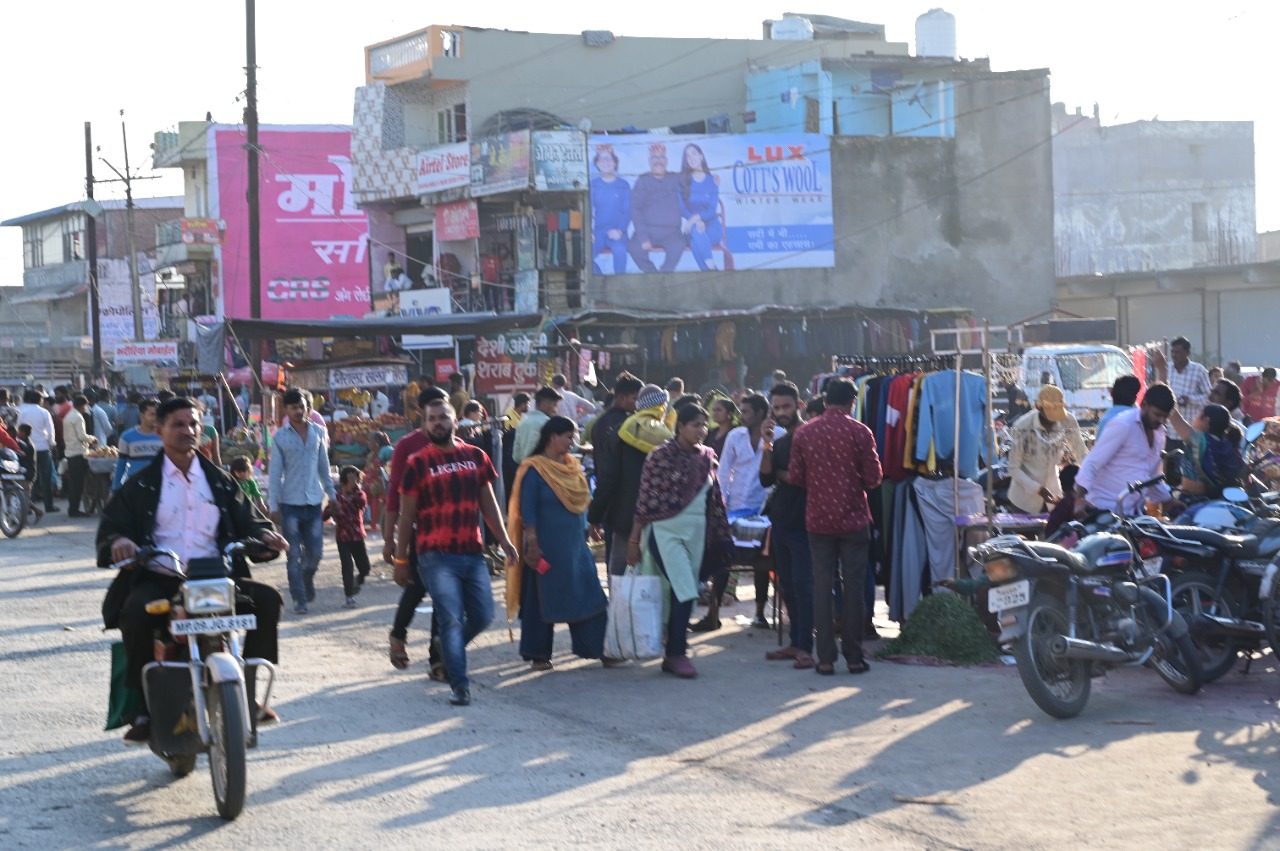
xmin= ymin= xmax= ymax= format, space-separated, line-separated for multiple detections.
xmin=0 ymin=448 xmax=29 ymax=538
xmin=112 ymin=541 xmax=276 ymax=821
xmin=970 ymin=478 xmax=1203 ymax=718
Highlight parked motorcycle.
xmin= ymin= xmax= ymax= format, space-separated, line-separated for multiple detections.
xmin=0 ymin=448 xmax=28 ymax=538
xmin=971 ymin=479 xmax=1203 ymax=718
xmin=112 ymin=541 xmax=276 ymax=821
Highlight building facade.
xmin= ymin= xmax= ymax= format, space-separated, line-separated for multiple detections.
xmin=350 ymin=15 xmax=1054 ymax=326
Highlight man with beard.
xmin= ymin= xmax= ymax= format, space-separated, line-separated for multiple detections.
xmin=1074 ymin=382 xmax=1178 ymax=515
xmin=627 ymin=143 xmax=685 ymax=274
xmin=395 ymin=398 xmax=517 ymax=707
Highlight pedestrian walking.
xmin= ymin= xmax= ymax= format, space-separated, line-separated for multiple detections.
xmin=507 ymin=416 xmax=611 ymax=671
xmin=395 ymin=397 xmax=518 ymax=706
xmin=268 ymin=387 xmax=336 ymax=614
xmin=62 ymin=394 xmax=99 ymax=517
xmin=325 ymin=466 xmax=372 ymax=607
xmin=17 ymin=389 xmax=57 ymax=514
xmin=789 ymin=377 xmax=883 ymax=676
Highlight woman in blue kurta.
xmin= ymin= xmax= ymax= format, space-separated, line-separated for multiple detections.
xmin=590 ymin=144 xmax=632 ymax=275
xmin=507 ymin=416 xmax=609 ymax=670
xmin=678 ymin=143 xmax=724 ymax=271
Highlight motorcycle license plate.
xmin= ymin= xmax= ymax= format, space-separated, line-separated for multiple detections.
xmin=988 ymin=579 xmax=1030 ymax=613
xmin=170 ymin=615 xmax=257 ymax=636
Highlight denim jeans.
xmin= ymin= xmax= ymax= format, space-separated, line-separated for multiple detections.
xmin=280 ymin=504 xmax=324 ymax=606
xmin=810 ymin=527 xmax=870 ymax=667
xmin=418 ymin=551 xmax=494 ymax=692
xmin=773 ymin=522 xmax=814 ymax=654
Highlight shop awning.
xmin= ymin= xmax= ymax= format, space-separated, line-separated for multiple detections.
xmin=224 ymin=311 xmax=547 ymax=340
xmin=4 ymin=281 xmax=88 ymax=305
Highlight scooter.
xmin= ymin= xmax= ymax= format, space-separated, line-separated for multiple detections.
xmin=0 ymin=449 xmax=28 ymax=538
xmin=112 ymin=541 xmax=276 ymax=821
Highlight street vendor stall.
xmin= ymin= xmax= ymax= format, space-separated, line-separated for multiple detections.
xmin=285 ymin=359 xmax=414 ymax=469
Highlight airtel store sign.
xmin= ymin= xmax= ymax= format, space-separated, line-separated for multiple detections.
xmin=416 ymin=143 xmax=470 ymax=194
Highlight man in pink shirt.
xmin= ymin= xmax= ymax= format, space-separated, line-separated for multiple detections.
xmin=790 ymin=377 xmax=883 ymax=676
xmin=1241 ymin=368 xmax=1279 ymax=424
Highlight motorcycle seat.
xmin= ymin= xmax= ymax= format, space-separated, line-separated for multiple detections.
xmin=1164 ymin=525 xmax=1258 ymax=557
xmin=1024 ymin=541 xmax=1086 ymax=571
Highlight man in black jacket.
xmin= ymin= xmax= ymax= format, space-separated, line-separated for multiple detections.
xmin=97 ymin=397 xmax=287 ymax=745
xmin=587 ymin=372 xmax=644 ymax=576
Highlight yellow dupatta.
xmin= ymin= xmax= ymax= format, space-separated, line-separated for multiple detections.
xmin=505 ymin=453 xmax=591 ymax=623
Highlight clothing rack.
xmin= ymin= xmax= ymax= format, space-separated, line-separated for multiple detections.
xmin=832 ymin=353 xmax=956 ymax=372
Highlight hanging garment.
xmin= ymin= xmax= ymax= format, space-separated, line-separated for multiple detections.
xmin=906 ymin=477 xmax=985 ymax=619
xmin=715 ymin=321 xmax=737 ymax=361
xmin=661 ymin=327 xmax=677 ymax=364
xmin=889 ymin=474 xmax=925 ymax=622
xmin=914 ymin=371 xmax=989 ymax=479
xmin=884 ymin=373 xmax=919 ymax=483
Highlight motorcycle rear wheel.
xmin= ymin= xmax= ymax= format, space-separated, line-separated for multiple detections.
xmin=208 ymin=680 xmax=247 ymax=820
xmin=0 ymin=483 xmax=27 ymax=538
xmin=1013 ymin=592 xmax=1091 ymax=719
xmin=1145 ymin=623 xmax=1205 ymax=695
xmin=1262 ymin=579 xmax=1280 ymax=660
xmin=1168 ymin=571 xmax=1239 ymax=683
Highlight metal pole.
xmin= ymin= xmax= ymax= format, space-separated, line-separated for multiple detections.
xmin=245 ymin=0 xmax=263 ymax=399
xmin=122 ymin=115 xmax=144 ymax=342
xmin=954 ymin=348 xmax=962 ymax=512
xmin=984 ymin=320 xmax=996 ymax=525
xmin=85 ymin=122 xmax=101 ymax=377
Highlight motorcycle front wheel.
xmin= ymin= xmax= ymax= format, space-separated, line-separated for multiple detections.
xmin=1013 ymin=592 xmax=1091 ymax=719
xmin=208 ymin=680 xmax=247 ymax=820
xmin=1147 ymin=627 xmax=1204 ymax=695
xmin=1262 ymin=578 xmax=1280 ymax=660
xmin=1168 ymin=571 xmax=1239 ymax=683
xmin=0 ymin=482 xmax=27 ymax=538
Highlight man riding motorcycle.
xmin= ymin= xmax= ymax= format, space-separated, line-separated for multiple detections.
xmin=97 ymin=396 xmax=288 ymax=744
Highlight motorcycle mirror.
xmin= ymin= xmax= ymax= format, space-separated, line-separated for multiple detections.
xmin=1221 ymin=486 xmax=1250 ymax=504
xmin=1245 ymin=421 xmax=1266 ymax=444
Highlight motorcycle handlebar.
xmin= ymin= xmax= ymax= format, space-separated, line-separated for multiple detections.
xmin=1127 ymin=474 xmax=1166 ymax=494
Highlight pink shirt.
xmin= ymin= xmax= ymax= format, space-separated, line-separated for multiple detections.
xmin=1241 ymin=375 xmax=1279 ymax=423
xmin=153 ymin=455 xmax=221 ymax=571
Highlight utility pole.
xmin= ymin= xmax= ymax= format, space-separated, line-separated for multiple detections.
xmin=85 ymin=122 xmax=101 ymax=377
xmin=245 ymin=0 xmax=263 ymax=397
xmin=98 ymin=111 xmax=159 ymax=344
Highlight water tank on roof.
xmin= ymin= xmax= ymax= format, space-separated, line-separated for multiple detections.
xmin=915 ymin=8 xmax=957 ymax=59
xmin=769 ymin=14 xmax=815 ymax=41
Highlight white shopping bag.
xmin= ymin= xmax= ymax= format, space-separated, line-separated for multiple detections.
xmin=604 ymin=566 xmax=665 ymax=661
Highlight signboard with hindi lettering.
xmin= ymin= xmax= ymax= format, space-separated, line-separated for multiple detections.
xmin=327 ymin=364 xmax=408 ymax=389
xmin=474 ymin=332 xmax=547 ymax=395
xmin=113 ymin=340 xmax=180 ymax=366
xmin=532 ymin=131 xmax=588 ymax=191
xmin=180 ymin=218 xmax=225 ymax=245
xmin=470 ymin=130 xmax=531 ymax=197
xmin=435 ymin=200 xmax=480 ymax=242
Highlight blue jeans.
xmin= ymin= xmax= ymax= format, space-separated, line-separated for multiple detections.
xmin=280 ymin=504 xmax=324 ymax=606
xmin=418 ymin=552 xmax=494 ymax=692
xmin=593 ymin=230 xmax=629 ymax=275
xmin=688 ymin=216 xmax=724 ymax=270
xmin=35 ymin=450 xmax=54 ymax=510
xmin=773 ymin=523 xmax=814 ymax=654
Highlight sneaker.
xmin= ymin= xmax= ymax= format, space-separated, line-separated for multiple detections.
xmin=601 ymin=656 xmax=628 ymax=668
xmin=750 ymin=615 xmax=772 ymax=629
xmin=449 ymin=688 xmax=471 ymax=706
xmin=293 ymin=604 xmax=308 ymax=615
xmin=661 ymin=655 xmax=698 ymax=679
xmin=123 ymin=716 xmax=151 ymax=745
xmin=344 ymin=596 xmax=357 ymax=608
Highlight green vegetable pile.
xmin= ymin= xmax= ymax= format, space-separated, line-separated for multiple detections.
xmin=876 ymin=592 xmax=1001 ymax=666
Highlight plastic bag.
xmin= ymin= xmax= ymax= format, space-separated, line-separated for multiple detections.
xmin=604 ymin=566 xmax=664 ymax=661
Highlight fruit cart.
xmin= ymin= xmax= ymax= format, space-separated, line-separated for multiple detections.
xmin=84 ymin=449 xmax=119 ymax=514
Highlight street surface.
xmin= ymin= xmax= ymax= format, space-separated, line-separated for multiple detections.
xmin=1 ymin=514 xmax=1278 ymax=849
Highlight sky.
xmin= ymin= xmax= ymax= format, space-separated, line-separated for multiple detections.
xmin=1 ymin=0 xmax=1274 ymax=288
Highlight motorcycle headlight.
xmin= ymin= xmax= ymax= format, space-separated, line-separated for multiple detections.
xmin=183 ymin=579 xmax=236 ymax=615
xmin=983 ymin=557 xmax=1020 ymax=583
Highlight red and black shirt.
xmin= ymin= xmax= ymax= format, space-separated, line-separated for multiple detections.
xmin=400 ymin=440 xmax=496 ymax=555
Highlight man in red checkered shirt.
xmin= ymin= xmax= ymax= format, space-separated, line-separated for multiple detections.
xmin=790 ymin=377 xmax=883 ymax=676
xmin=395 ymin=398 xmax=517 ymax=706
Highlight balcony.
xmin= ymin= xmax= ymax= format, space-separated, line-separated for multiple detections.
xmin=365 ymin=26 xmax=463 ymax=85
xmin=152 ymin=122 xmax=210 ymax=169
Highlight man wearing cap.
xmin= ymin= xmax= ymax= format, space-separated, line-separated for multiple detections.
xmin=1005 ymin=385 xmax=1088 ymax=514
xmin=627 ymin=143 xmax=685 ymax=274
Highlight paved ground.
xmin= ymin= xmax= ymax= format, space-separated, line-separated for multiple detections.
xmin=1 ymin=512 xmax=1278 ymax=849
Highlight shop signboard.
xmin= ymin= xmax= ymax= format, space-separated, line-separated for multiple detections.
xmin=435 ymin=200 xmax=480 ymax=242
xmin=470 ymin=130 xmax=531 ymax=197
xmin=399 ymin=288 xmax=453 ymax=350
xmin=328 ymin=364 xmax=408 ymax=389
xmin=532 ymin=131 xmax=588 ymax=191
xmin=415 ymin=142 xmax=471 ymax=194
xmin=210 ymin=125 xmax=372 ymax=320
xmin=98 ymin=257 xmax=159 ymax=349
xmin=586 ymin=132 xmax=834 ymax=275
xmin=113 ymin=340 xmax=180 ymax=366
xmin=514 ymin=269 xmax=539 ymax=314
xmin=180 ymin=217 xmax=225 ymax=245
xmin=474 ymin=332 xmax=546 ymax=395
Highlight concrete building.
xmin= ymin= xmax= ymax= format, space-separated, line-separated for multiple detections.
xmin=1052 ymin=103 xmax=1256 ymax=278
xmin=351 ymin=13 xmax=1054 ymax=327
xmin=0 ymin=197 xmax=181 ymax=384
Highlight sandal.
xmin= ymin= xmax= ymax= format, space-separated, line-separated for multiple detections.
xmin=847 ymin=659 xmax=871 ymax=675
xmin=765 ymin=646 xmax=801 ymax=661
xmin=815 ymin=663 xmax=835 ymax=676
xmin=792 ymin=652 xmax=814 ymax=670
xmin=388 ymin=637 xmax=410 ymax=670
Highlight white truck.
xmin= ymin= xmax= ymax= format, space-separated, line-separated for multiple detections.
xmin=1019 ymin=344 xmax=1134 ymax=423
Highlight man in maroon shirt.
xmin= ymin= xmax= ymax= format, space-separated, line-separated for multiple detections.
xmin=395 ymin=398 xmax=517 ymax=706
xmin=790 ymin=377 xmax=883 ymax=675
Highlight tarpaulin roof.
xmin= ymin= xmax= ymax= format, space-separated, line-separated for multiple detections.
xmin=224 ymin=312 xmax=547 ymax=340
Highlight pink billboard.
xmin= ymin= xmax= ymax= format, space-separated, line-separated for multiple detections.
xmin=210 ymin=125 xmax=371 ymax=320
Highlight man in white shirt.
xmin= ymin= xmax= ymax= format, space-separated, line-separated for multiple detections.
xmin=707 ymin=393 xmax=783 ymax=629
xmin=551 ymin=374 xmax=597 ymax=424
xmin=1005 ymin=385 xmax=1087 ymax=514
xmin=1165 ymin=337 xmax=1211 ymax=444
xmin=17 ymin=389 xmax=57 ymax=513
xmin=62 ymin=394 xmax=98 ymax=517
xmin=370 ymin=389 xmax=390 ymax=419
xmin=1074 ymin=382 xmax=1177 ymax=515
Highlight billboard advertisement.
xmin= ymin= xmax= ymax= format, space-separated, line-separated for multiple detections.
xmin=474 ymin=332 xmax=547 ymax=396
xmin=533 ymin=131 xmax=588 ymax=191
xmin=416 ymin=142 xmax=470 ymax=194
xmin=98 ymin=256 xmax=159 ymax=351
xmin=399 ymin=288 xmax=453 ymax=350
xmin=587 ymin=133 xmax=834 ymax=275
xmin=435 ymin=200 xmax=480 ymax=242
xmin=209 ymin=125 xmax=372 ymax=320
xmin=470 ymin=130 xmax=531 ymax=197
